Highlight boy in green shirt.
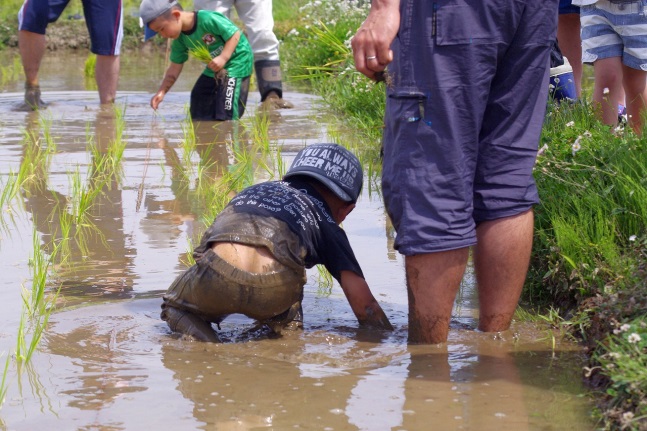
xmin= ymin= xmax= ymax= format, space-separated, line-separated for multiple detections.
xmin=140 ymin=0 xmax=253 ymax=120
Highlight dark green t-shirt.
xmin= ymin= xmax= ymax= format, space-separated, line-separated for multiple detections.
xmin=169 ymin=10 xmax=253 ymax=78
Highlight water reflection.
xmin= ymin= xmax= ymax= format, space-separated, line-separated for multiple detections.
xmin=20 ymin=107 xmax=136 ymax=303
xmin=155 ymin=328 xmax=589 ymax=431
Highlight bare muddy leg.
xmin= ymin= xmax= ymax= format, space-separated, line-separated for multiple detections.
xmin=95 ymin=54 xmax=120 ymax=105
xmin=19 ymin=30 xmax=47 ymax=109
xmin=474 ymin=210 xmax=534 ymax=332
xmin=405 ymin=248 xmax=468 ymax=344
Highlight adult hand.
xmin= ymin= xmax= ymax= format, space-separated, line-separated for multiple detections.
xmin=351 ymin=0 xmax=401 ymax=81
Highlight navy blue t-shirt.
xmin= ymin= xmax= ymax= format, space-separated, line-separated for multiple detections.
xmin=225 ymin=179 xmax=363 ymax=282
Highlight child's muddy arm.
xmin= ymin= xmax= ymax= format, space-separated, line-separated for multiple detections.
xmin=340 ymin=270 xmax=393 ymax=330
xmin=151 ymin=62 xmax=184 ymax=109
xmin=208 ymin=30 xmax=241 ymax=73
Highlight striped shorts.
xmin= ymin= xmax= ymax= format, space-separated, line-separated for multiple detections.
xmin=580 ymin=0 xmax=647 ymax=70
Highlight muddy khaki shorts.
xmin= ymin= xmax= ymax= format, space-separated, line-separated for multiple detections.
xmin=162 ymin=209 xmax=307 ymax=328
xmin=382 ymin=0 xmax=556 ymax=255
xmin=162 ymin=247 xmax=305 ymax=325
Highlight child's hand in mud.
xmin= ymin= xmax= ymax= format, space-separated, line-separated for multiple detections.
xmin=150 ymin=91 xmax=166 ymax=110
xmin=360 ymin=301 xmax=394 ymax=330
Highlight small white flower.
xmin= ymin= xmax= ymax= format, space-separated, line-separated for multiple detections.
xmin=603 ymin=87 xmax=610 ymax=95
xmin=583 ymin=130 xmax=592 ymax=138
xmin=566 ymin=121 xmax=575 ymax=127
xmin=629 ymin=235 xmax=637 ymax=242
xmin=538 ymin=144 xmax=549 ymax=156
xmin=620 ymin=323 xmax=631 ymax=332
xmin=628 ymin=333 xmax=641 ymax=344
xmin=572 ymin=136 xmax=582 ymax=155
xmin=623 ymin=411 xmax=635 ymax=421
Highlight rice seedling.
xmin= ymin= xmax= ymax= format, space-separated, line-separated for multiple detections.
xmin=67 ymin=166 xmax=104 ymax=226
xmin=224 ymin=140 xmax=256 ymax=192
xmin=194 ymin=144 xmax=219 ymax=188
xmin=179 ymin=106 xmax=198 ymax=179
xmin=106 ymin=104 xmax=128 ymax=169
xmin=86 ymin=105 xmax=128 ymax=185
xmin=0 ymin=353 xmax=10 ymax=408
xmin=314 ymin=264 xmax=333 ymax=296
xmin=0 ymin=173 xmax=21 ymax=234
xmin=240 ymin=114 xmax=274 ymax=179
xmin=187 ymin=41 xmax=213 ymax=64
xmin=84 ymin=54 xmax=96 ymax=77
xmin=16 ymin=227 xmax=62 ymax=365
xmin=198 ymin=181 xmax=235 ymax=228
xmin=84 ymin=54 xmax=98 ymax=90
xmin=274 ymin=144 xmax=287 ymax=178
xmin=179 ymin=237 xmax=197 ymax=268
xmin=0 ymin=57 xmax=23 ymax=87
xmin=18 ymin=113 xmax=56 ymax=194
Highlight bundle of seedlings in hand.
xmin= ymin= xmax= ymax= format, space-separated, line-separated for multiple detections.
xmin=188 ymin=42 xmax=213 ymax=64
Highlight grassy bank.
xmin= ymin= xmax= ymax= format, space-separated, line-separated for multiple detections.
xmin=278 ymin=1 xmax=647 ymax=429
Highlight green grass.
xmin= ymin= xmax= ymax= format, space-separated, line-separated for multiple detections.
xmin=529 ymin=101 xmax=647 ymax=309
xmin=595 ymin=316 xmax=647 ymax=429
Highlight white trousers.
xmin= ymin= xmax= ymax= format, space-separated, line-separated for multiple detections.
xmin=194 ymin=0 xmax=280 ymax=61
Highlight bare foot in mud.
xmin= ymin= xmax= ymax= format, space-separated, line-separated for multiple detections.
xmin=261 ymin=91 xmax=294 ymax=110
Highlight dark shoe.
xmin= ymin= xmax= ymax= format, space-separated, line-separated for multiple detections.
xmin=24 ymin=84 xmax=47 ymax=110
xmin=161 ymin=306 xmax=221 ymax=343
xmin=264 ymin=300 xmax=303 ymax=334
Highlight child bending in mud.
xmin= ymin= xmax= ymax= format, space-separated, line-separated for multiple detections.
xmin=160 ymin=143 xmax=393 ymax=342
xmin=140 ymin=0 xmax=253 ymax=120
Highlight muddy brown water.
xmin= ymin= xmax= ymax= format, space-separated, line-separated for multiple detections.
xmin=0 ymin=51 xmax=594 ymax=430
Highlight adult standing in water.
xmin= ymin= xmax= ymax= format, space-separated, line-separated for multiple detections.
xmin=352 ymin=0 xmax=558 ymax=343
xmin=17 ymin=0 xmax=123 ymax=109
xmin=193 ymin=0 xmax=293 ymax=109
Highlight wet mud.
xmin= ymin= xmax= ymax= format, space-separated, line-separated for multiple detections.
xmin=0 ymin=51 xmax=594 ymax=430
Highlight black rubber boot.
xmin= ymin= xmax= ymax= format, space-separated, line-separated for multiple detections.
xmin=255 ymin=59 xmax=283 ymax=101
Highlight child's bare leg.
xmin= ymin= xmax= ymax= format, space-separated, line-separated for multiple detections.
xmin=622 ymin=64 xmax=647 ymax=135
xmin=161 ymin=306 xmax=221 ymax=342
xmin=593 ymin=57 xmax=625 ymax=126
xmin=557 ymin=13 xmax=583 ymax=97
